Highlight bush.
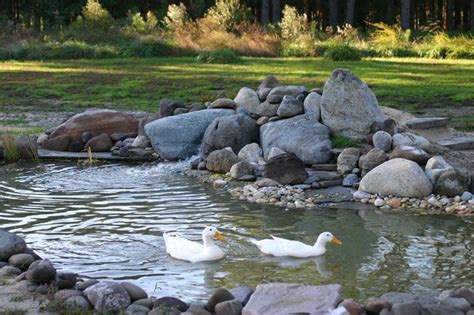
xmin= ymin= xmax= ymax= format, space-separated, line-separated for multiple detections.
xmin=368 ymin=22 xmax=411 ymax=57
xmin=279 ymin=5 xmax=311 ymax=41
xmin=205 ymin=0 xmax=252 ymax=31
xmin=324 ymin=45 xmax=361 ymax=61
xmin=416 ymin=32 xmax=474 ymax=59
xmin=123 ymin=40 xmax=175 ymax=58
xmin=81 ymin=0 xmax=114 ymax=30
xmin=164 ymin=3 xmax=189 ymax=30
xmin=196 ymin=49 xmax=240 ymax=63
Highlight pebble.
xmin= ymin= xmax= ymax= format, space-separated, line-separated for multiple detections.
xmin=213 ymin=179 xmax=227 ymax=189
xmin=353 ymin=191 xmax=371 ymax=200
xmin=461 ymin=191 xmax=472 ymax=201
xmin=374 ymin=198 xmax=385 ymax=207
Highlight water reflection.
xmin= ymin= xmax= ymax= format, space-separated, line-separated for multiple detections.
xmin=0 ymin=162 xmax=472 ymax=301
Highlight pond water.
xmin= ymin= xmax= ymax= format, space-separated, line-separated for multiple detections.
xmin=0 ymin=162 xmax=472 ymax=302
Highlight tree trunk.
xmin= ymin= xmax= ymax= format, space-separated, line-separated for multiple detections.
xmin=401 ymin=0 xmax=411 ymax=29
xmin=446 ymin=0 xmax=454 ymax=30
xmin=454 ymin=0 xmax=463 ymax=30
xmin=437 ymin=0 xmax=443 ymax=24
xmin=261 ymin=0 xmax=270 ymax=25
xmin=386 ymin=0 xmax=395 ymax=24
xmin=329 ymin=0 xmax=338 ymax=30
xmin=345 ymin=0 xmax=355 ymax=25
xmin=271 ymin=0 xmax=281 ymax=23
xmin=470 ymin=0 xmax=474 ymax=30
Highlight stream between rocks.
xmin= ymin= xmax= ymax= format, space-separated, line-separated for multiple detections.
xmin=0 ymin=161 xmax=472 ymax=302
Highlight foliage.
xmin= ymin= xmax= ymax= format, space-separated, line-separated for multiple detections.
xmin=1 ymin=134 xmax=20 ymax=162
xmin=279 ymin=5 xmax=311 ymax=41
xmin=196 ymin=49 xmax=240 ymax=64
xmin=205 ymin=0 xmax=252 ymax=32
xmin=331 ymin=135 xmax=360 ymax=148
xmin=368 ymin=22 xmax=412 ymax=57
xmin=416 ymin=32 xmax=474 ymax=59
xmin=324 ymin=45 xmax=361 ymax=61
xmin=164 ymin=3 xmax=189 ymax=30
xmin=81 ymin=0 xmax=113 ymax=30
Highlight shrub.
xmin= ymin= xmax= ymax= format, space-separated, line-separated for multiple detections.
xmin=368 ymin=22 xmax=411 ymax=57
xmin=130 ymin=12 xmax=146 ymax=33
xmin=81 ymin=0 xmax=114 ymax=30
xmin=164 ymin=3 xmax=189 ymax=30
xmin=279 ymin=5 xmax=311 ymax=41
xmin=205 ymin=0 xmax=252 ymax=32
xmin=122 ymin=40 xmax=175 ymax=58
xmin=416 ymin=32 xmax=474 ymax=59
xmin=324 ymin=45 xmax=361 ymax=61
xmin=196 ymin=49 xmax=240 ymax=64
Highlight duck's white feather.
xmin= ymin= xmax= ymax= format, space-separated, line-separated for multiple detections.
xmin=163 ymin=231 xmax=224 ymax=263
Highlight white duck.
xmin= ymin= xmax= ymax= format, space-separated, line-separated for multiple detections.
xmin=163 ymin=226 xmax=225 ymax=263
xmin=251 ymin=231 xmax=342 ymax=258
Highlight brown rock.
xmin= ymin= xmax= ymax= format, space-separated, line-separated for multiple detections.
xmin=389 ymin=145 xmax=430 ymax=165
xmin=49 ymin=109 xmax=138 ymax=143
xmin=84 ymin=133 xmax=113 ymax=152
xmin=387 ymin=198 xmax=402 ymax=208
xmin=42 ymin=134 xmax=70 ymax=151
xmin=364 ymin=297 xmax=391 ymax=315
xmin=339 ymin=299 xmax=365 ymax=315
xmin=159 ymin=99 xmax=185 ymax=118
xmin=263 ymin=153 xmax=307 ymax=185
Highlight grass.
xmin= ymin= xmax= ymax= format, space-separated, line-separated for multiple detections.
xmin=0 ymin=56 xmax=473 ymax=131
xmin=331 ymin=135 xmax=361 ymax=148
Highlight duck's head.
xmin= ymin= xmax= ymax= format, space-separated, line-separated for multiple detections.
xmin=202 ymin=226 xmax=225 ymax=241
xmin=317 ymin=232 xmax=342 ymax=246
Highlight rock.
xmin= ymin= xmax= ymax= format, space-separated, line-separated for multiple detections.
xmin=257 ymin=87 xmax=271 ymax=101
xmin=154 ymin=296 xmax=188 ymax=312
xmin=65 ymin=295 xmax=92 ymax=310
xmin=49 ymin=109 xmax=138 ymax=143
xmin=440 ymin=297 xmax=471 ymax=312
xmin=263 ymin=153 xmax=307 ymax=185
xmin=84 ymin=133 xmax=113 ymax=152
xmin=0 ymin=265 xmax=22 ymax=277
xmin=364 ymin=297 xmax=391 ymax=314
xmin=255 ymin=178 xmax=280 ymax=187
xmin=267 ymin=85 xmax=307 ymax=99
xmin=145 ymin=109 xmax=234 ymax=160
xmin=215 ymin=299 xmax=242 ymax=315
xmin=13 ymin=136 xmax=38 ymax=160
xmin=42 ymin=134 xmax=70 ymax=151
xmin=207 ymin=288 xmax=235 ymax=313
xmin=26 ymin=258 xmax=56 ymax=284
xmin=461 ymin=191 xmax=473 ymax=201
xmin=337 ymin=148 xmax=360 ymax=174
xmin=392 ymin=132 xmax=430 ymax=148
xmin=452 ymin=287 xmax=474 ymax=305
xmin=433 ymin=169 xmax=469 ymax=197
xmin=213 ymin=179 xmax=227 ymax=188
xmin=173 ymin=108 xmax=189 ymax=115
xmin=339 ymin=299 xmax=365 ymax=315
xmin=243 ymin=283 xmax=342 ymax=315
xmin=206 ymin=148 xmax=239 ymax=173
xmin=392 ymin=301 xmax=422 ymax=315
xmin=234 ymin=87 xmax=262 ymax=117
xmin=186 ymin=303 xmax=212 ymax=315
xmin=125 ymin=303 xmax=150 ymax=315
xmin=54 ymin=289 xmax=82 ymax=301
xmin=230 ymin=161 xmax=255 ymax=179
xmin=389 ymin=145 xmax=430 ymax=165
xmin=81 ymin=131 xmax=93 ymax=143
xmin=373 ymin=131 xmax=392 ymax=152
xmin=256 ymin=116 xmax=269 ymax=125
xmin=421 ymin=304 xmax=464 ymax=315
xmin=8 ymin=253 xmax=34 ymax=270
xmin=353 ymin=191 xmax=371 ymax=200
xmin=201 ymin=114 xmax=259 ymax=157
xmin=424 ymin=156 xmax=453 ymax=185
xmin=120 ymin=281 xmax=148 ymax=302
xmin=76 ymin=279 xmax=99 ymax=291
xmin=84 ymin=281 xmax=132 ymax=312
xmin=258 ymin=75 xmax=281 ymax=90
xmin=343 ymin=174 xmax=359 ymax=187
xmin=260 ymin=115 xmax=332 ymax=164
xmin=133 ymin=298 xmax=157 ymax=309
xmin=68 ymin=140 xmax=85 ymax=152
xmin=209 ymin=98 xmax=237 ymax=109
xmin=56 ymin=272 xmax=77 ymax=289
xmin=238 ymin=143 xmax=264 ymax=165
xmin=303 ymin=92 xmax=321 ymax=121
xmin=320 ymin=69 xmax=385 ymax=140
xmin=359 ymin=148 xmax=388 ymax=174
xmin=159 ymin=99 xmax=185 ymax=118
xmin=374 ymin=197 xmax=385 ymax=207
xmin=131 ymin=135 xmax=150 ymax=148
xmin=277 ymin=95 xmax=304 ymax=117
xmin=229 ymin=286 xmax=254 ymax=306
xmin=266 ymin=94 xmax=283 ymax=104
xmin=359 ymin=158 xmax=433 ymax=197
xmin=111 ymin=132 xmax=138 ymax=142
xmin=267 ymin=147 xmax=286 ymax=160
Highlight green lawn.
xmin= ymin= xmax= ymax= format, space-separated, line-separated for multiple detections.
xmin=0 ymin=57 xmax=473 ymax=131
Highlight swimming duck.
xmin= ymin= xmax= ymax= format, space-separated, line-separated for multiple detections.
xmin=163 ymin=226 xmax=225 ymax=263
xmin=251 ymin=231 xmax=342 ymax=258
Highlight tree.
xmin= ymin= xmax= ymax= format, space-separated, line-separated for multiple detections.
xmin=401 ymin=0 xmax=411 ymax=30
xmin=329 ymin=0 xmax=338 ymax=30
xmin=446 ymin=0 xmax=454 ymax=30
xmin=261 ymin=0 xmax=270 ymax=25
xmin=346 ymin=0 xmax=355 ymax=25
xmin=272 ymin=0 xmax=281 ymax=23
xmin=386 ymin=0 xmax=395 ymax=24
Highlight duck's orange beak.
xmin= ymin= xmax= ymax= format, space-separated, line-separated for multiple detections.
xmin=330 ymin=236 xmax=342 ymax=245
xmin=214 ymin=231 xmax=225 ymax=241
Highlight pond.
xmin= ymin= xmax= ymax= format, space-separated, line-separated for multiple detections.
xmin=0 ymin=162 xmax=472 ymax=302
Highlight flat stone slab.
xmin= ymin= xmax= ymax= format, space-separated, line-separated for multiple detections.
xmin=243 ymin=283 xmax=342 ymax=315
xmin=311 ymin=164 xmax=337 ymax=171
xmin=309 ymin=171 xmax=342 ymax=181
xmin=437 ymin=136 xmax=474 ymax=150
xmin=405 ymin=117 xmax=449 ymax=129
xmin=38 ymin=149 xmax=159 ymax=161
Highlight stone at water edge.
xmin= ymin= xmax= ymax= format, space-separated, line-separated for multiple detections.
xmin=215 ymin=299 xmax=243 ymax=315
xmin=359 ymin=158 xmax=433 ymax=198
xmin=84 ymin=133 xmax=114 ymax=152
xmin=373 ymin=131 xmax=392 ymax=152
xmin=433 ymin=169 xmax=469 ymax=197
xmin=144 ymin=109 xmax=235 ymax=160
xmin=26 ymin=258 xmax=57 ymax=284
xmin=207 ymin=288 xmax=235 ymax=313
xmin=461 ymin=191 xmax=473 ymax=201
xmin=65 ymin=296 xmax=92 ymax=310
xmin=206 ymin=148 xmax=239 ymax=174
xmin=359 ymin=148 xmax=388 ymax=175
xmin=229 ymin=286 xmax=254 ymax=306
xmin=201 ymin=114 xmax=259 ymax=157
xmin=238 ymin=143 xmax=264 ymax=165
xmin=0 ymin=229 xmax=27 ymax=261
xmin=337 ymin=147 xmax=360 ymax=174
xmin=154 ymin=296 xmax=188 ymax=312
xmin=303 ymin=92 xmax=321 ymax=121
xmin=242 ymin=283 xmax=342 ymax=315
xmin=56 ymin=272 xmax=77 ymax=289
xmin=230 ymin=161 xmax=255 ymax=179
xmin=124 ymin=304 xmax=150 ymax=314
xmin=364 ymin=297 xmax=391 ymax=314
xmin=391 ymin=301 xmax=422 ymax=315
xmin=263 ymin=153 xmax=307 ymax=185
xmin=120 ymin=281 xmax=148 ymax=301
xmin=260 ymin=114 xmax=332 ymax=165
xmin=84 ymin=280 xmax=132 ymax=312
xmin=42 ymin=134 xmax=70 ymax=151
xmin=8 ymin=253 xmax=34 ymax=270
xmin=320 ymin=69 xmax=385 ymax=140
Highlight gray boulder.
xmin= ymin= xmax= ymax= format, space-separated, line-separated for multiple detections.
xmin=8 ymin=253 xmax=34 ymax=270
xmin=389 ymin=145 xmax=430 ymax=165
xmin=303 ymin=92 xmax=321 ymax=121
xmin=207 ymin=288 xmax=235 ymax=313
xmin=337 ymin=148 xmax=360 ymax=174
xmin=267 ymin=147 xmax=286 ymax=160
xmin=320 ymin=69 xmax=385 ymax=140
xmin=0 ymin=229 xmax=26 ymax=261
xmin=84 ymin=281 xmax=131 ymax=312
xmin=144 ymin=109 xmax=234 ymax=160
xmin=359 ymin=158 xmax=433 ymax=197
xmin=215 ymin=299 xmax=242 ymax=315
xmin=26 ymin=258 xmax=56 ymax=284
xmin=201 ymin=114 xmax=259 ymax=157
xmin=373 ymin=131 xmax=392 ymax=152
xmin=242 ymin=283 xmax=342 ymax=315
xmin=234 ymin=87 xmax=261 ymax=117
xmin=209 ymin=98 xmax=237 ymax=109
xmin=266 ymin=85 xmax=306 ymax=99
xmin=258 ymin=75 xmax=281 ymax=90
xmin=229 ymin=287 xmax=254 ymax=306
xmin=159 ymin=99 xmax=185 ymax=118
xmin=230 ymin=161 xmax=255 ymax=179
xmin=238 ymin=143 xmax=264 ymax=165
xmin=434 ymin=169 xmax=469 ymax=197
xmin=392 ymin=132 xmax=430 ymax=148
xmin=206 ymin=148 xmax=239 ymax=174
xmin=263 ymin=153 xmax=307 ymax=185
xmin=277 ymin=96 xmax=304 ymax=118
xmin=260 ymin=115 xmax=332 ymax=165
xmin=120 ymin=281 xmax=147 ymax=302
xmin=425 ymin=156 xmax=454 ymax=185
xmin=359 ymin=148 xmax=388 ymax=175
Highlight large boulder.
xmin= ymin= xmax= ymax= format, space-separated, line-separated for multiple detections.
xmin=243 ymin=283 xmax=342 ymax=315
xmin=84 ymin=281 xmax=131 ymax=312
xmin=49 ymin=109 xmax=139 ymax=143
xmin=234 ymin=87 xmax=261 ymax=117
xmin=206 ymin=148 xmax=239 ymax=174
xmin=238 ymin=143 xmax=264 ymax=165
xmin=42 ymin=134 xmax=70 ymax=151
xmin=359 ymin=158 xmax=433 ymax=197
xmin=425 ymin=156 xmax=454 ymax=185
xmin=359 ymin=148 xmax=388 ymax=176
xmin=144 ymin=109 xmax=234 ymax=160
xmin=26 ymin=259 xmax=57 ymax=284
xmin=303 ymin=92 xmax=321 ymax=121
xmin=201 ymin=114 xmax=259 ymax=157
xmin=84 ymin=133 xmax=113 ymax=152
xmin=0 ymin=229 xmax=26 ymax=261
xmin=260 ymin=115 xmax=332 ymax=165
xmin=320 ymin=69 xmax=385 ymax=140
xmin=263 ymin=153 xmax=307 ymax=185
